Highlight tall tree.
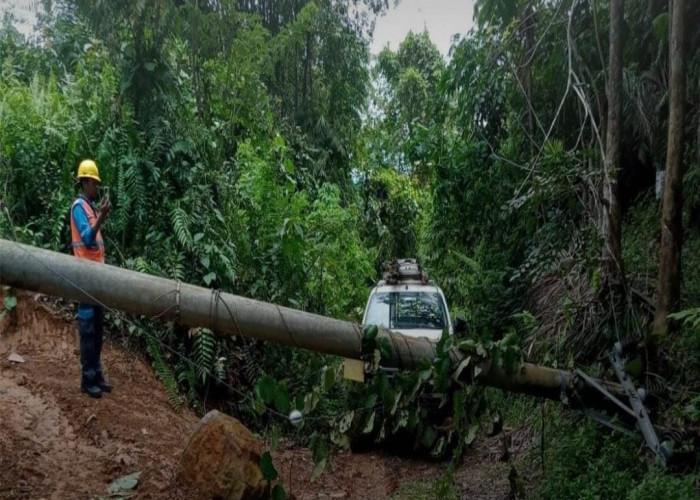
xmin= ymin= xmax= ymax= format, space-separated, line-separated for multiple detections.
xmin=520 ymin=3 xmax=535 ymax=152
xmin=654 ymin=0 xmax=687 ymax=337
xmin=374 ymin=31 xmax=444 ymax=179
xmin=602 ymin=0 xmax=626 ymax=287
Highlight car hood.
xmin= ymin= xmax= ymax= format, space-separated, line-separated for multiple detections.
xmin=390 ymin=328 xmax=444 ymax=341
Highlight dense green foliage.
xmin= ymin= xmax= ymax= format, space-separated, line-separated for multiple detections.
xmin=531 ymin=408 xmax=696 ymax=500
xmin=1 ymin=0 xmax=698 ymax=496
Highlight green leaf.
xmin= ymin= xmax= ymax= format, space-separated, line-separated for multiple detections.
xmin=418 ymin=369 xmax=433 ymax=382
xmin=501 ymin=330 xmax=519 ymax=347
xmin=364 ymin=392 xmax=378 ymax=410
xmin=310 ymin=432 xmax=327 ymax=464
xmin=652 ymin=13 xmax=669 ymax=43
xmin=270 ymin=425 xmax=281 ymax=453
xmin=310 ymin=458 xmax=326 ymax=482
xmin=273 ymin=385 xmax=290 ymax=414
xmin=253 ymin=399 xmax=266 ymax=415
xmin=336 ymin=411 xmax=354 ymax=433
xmin=363 ymin=324 xmax=379 ymax=340
xmin=203 ymin=272 xmax=216 ymax=285
xmin=330 ymin=429 xmax=350 ymax=448
xmin=322 ymin=365 xmax=335 ymax=392
xmin=3 ymin=296 xmax=17 ymax=311
xmin=435 ymin=357 xmax=452 ymax=392
xmin=464 ymin=424 xmax=478 ymax=446
xmin=378 ymin=337 xmax=393 ymax=360
xmin=457 ymin=339 xmax=477 ymax=353
xmin=283 ymin=158 xmax=295 ymax=174
xmin=430 ymin=436 xmax=447 ymax=458
xmin=259 ymin=452 xmax=278 ymax=481
xmin=501 ymin=347 xmax=519 ymax=373
xmin=452 ymin=390 xmax=465 ymax=423
xmin=389 ymin=390 xmax=402 ymax=416
xmin=377 ymin=420 xmax=386 ymax=443
xmin=362 ymin=411 xmax=376 ymax=434
xmin=303 ymin=389 xmax=320 ymax=414
xmin=193 ymin=232 xmax=205 ymax=244
xmin=200 ymin=255 xmax=210 ymax=268
xmin=452 ymin=356 xmax=472 ymax=382
xmin=257 ymin=375 xmax=277 ymax=403
xmin=271 ymin=484 xmax=286 ymax=500
xmin=381 ymin=386 xmax=401 ymax=415
xmin=436 ymin=329 xmax=453 ymax=356
xmin=407 ymin=409 xmax=420 ymax=431
xmin=392 ymin=409 xmax=409 ymax=433
xmin=421 ymin=425 xmax=437 ymax=448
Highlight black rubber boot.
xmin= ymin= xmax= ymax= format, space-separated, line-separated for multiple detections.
xmin=96 ymin=369 xmax=112 ymax=393
xmin=81 ymin=380 xmax=102 ymax=398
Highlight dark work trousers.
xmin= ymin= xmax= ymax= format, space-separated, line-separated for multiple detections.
xmin=77 ymin=304 xmax=105 ymax=384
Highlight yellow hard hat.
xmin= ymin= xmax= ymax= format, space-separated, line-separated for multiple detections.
xmin=77 ymin=159 xmax=101 ymax=183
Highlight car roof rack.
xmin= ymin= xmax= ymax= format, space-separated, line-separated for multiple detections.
xmin=382 ymin=259 xmax=431 ymax=285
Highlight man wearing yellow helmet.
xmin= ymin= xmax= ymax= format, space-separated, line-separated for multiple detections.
xmin=70 ymin=159 xmax=112 ymax=398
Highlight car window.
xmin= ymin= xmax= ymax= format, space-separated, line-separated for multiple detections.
xmin=365 ymin=291 xmax=447 ymax=329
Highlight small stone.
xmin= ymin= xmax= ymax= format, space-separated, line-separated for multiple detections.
xmin=8 ymin=353 xmax=25 ymax=363
xmin=115 ymin=454 xmax=133 ymax=467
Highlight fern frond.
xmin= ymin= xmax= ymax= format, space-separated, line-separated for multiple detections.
xmin=167 ymin=250 xmax=186 ymax=281
xmin=177 ymin=363 xmax=204 ymax=414
xmin=145 ymin=336 xmax=183 ymax=411
xmin=193 ymin=328 xmax=216 ymax=384
xmin=171 ymin=205 xmax=193 ymax=250
xmin=669 ymin=308 xmax=700 ymax=332
xmin=124 ymin=157 xmax=148 ymax=223
xmin=133 ymin=256 xmax=152 ymax=274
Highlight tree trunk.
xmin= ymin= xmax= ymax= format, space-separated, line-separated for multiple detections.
xmin=522 ymin=5 xmax=535 ymax=153
xmin=653 ymin=0 xmax=687 ymax=337
xmin=303 ymin=31 xmax=312 ymax=111
xmin=602 ymin=0 xmax=626 ymax=287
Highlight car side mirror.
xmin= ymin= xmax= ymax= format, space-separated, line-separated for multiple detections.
xmin=454 ymin=316 xmax=468 ymax=337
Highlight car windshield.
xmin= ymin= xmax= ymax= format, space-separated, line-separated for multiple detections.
xmin=364 ymin=291 xmax=447 ymax=330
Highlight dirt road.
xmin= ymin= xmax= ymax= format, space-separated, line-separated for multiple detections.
xmin=0 ymin=295 xmax=515 ymax=499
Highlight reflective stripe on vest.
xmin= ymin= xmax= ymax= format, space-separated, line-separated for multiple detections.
xmin=70 ymin=197 xmax=105 ymax=263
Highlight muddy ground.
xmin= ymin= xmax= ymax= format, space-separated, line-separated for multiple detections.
xmin=0 ymin=295 xmax=524 ymax=499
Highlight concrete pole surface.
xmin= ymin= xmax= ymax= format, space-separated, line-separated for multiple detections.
xmin=0 ymin=239 xmax=436 ymax=368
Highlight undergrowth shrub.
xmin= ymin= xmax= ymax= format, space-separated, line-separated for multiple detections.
xmin=531 ymin=408 xmax=697 ymax=500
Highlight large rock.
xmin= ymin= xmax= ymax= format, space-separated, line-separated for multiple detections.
xmin=179 ymin=410 xmax=269 ymax=500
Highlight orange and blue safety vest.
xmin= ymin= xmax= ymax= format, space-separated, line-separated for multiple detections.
xmin=70 ymin=196 xmax=105 ymax=264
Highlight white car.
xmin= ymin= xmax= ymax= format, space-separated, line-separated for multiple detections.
xmin=362 ymin=259 xmax=452 ymax=341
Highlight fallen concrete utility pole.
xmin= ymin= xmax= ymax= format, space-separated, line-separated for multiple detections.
xmin=2 ymin=239 xmax=678 ymax=464
xmin=0 ymin=239 xmax=435 ymax=367
xmin=0 ymin=239 xmax=612 ymax=406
